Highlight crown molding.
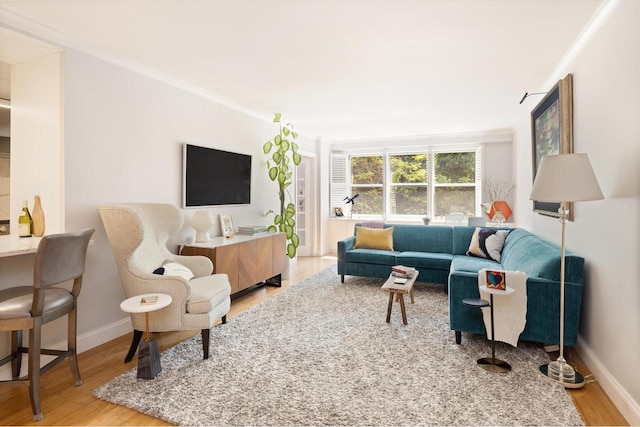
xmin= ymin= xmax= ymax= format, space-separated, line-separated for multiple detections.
xmin=0 ymin=7 xmax=270 ymax=124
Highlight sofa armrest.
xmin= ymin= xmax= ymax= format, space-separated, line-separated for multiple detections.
xmin=338 ymin=236 xmax=356 ymax=256
xmin=337 ymin=236 xmax=356 ymax=274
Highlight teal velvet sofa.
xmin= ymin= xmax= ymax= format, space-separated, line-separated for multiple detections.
xmin=337 ymin=223 xmax=585 ymax=346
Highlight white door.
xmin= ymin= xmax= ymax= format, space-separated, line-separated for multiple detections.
xmin=295 ymin=155 xmax=314 ymax=256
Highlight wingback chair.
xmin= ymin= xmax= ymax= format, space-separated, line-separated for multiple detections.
xmin=99 ymin=203 xmax=231 ymax=361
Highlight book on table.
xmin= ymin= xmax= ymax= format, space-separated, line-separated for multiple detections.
xmin=391 ymin=265 xmax=417 ymax=278
xmin=237 ymin=225 xmax=268 ymax=235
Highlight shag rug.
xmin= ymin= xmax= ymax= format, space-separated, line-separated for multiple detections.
xmin=94 ymin=267 xmax=584 ymax=426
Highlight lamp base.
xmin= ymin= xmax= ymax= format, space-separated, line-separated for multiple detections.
xmin=540 ymin=363 xmax=586 ymax=389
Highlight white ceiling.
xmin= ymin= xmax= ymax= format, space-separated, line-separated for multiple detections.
xmin=0 ymin=0 xmax=608 ymax=140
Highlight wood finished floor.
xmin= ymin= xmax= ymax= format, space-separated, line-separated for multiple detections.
xmin=0 ymin=256 xmax=628 ymax=426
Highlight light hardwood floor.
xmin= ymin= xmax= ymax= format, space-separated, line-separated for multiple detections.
xmin=0 ymin=256 xmax=628 ymax=426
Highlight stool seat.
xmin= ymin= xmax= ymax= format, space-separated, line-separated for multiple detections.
xmin=463 ymin=298 xmax=490 ymax=308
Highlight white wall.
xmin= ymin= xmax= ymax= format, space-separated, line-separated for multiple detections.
xmin=513 ymin=1 xmax=640 ymax=423
xmin=0 ymin=46 xmax=316 ymax=356
xmin=61 ymin=48 xmax=315 ymax=348
xmin=10 ymin=52 xmax=64 ymax=235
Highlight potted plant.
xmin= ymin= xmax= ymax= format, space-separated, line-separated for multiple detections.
xmin=422 ymin=216 xmax=431 ymax=225
xmin=263 ymin=113 xmax=302 ymax=258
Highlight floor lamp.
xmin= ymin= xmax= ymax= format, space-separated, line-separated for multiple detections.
xmin=529 ymin=153 xmax=603 ymax=388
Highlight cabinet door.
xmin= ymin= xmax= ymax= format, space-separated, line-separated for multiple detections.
xmin=214 ymin=244 xmax=240 ymax=294
xmin=238 ymin=236 xmax=273 ymax=291
xmin=272 ymin=233 xmax=287 ymax=275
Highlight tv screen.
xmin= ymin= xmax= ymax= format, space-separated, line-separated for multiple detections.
xmin=183 ymin=144 xmax=252 ymax=207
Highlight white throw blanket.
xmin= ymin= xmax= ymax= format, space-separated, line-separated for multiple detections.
xmin=478 ymin=269 xmax=528 ymax=347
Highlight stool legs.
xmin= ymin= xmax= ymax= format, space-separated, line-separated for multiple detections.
xmin=386 ymin=291 xmax=410 ymax=325
xmin=386 ymin=292 xmax=394 ymax=323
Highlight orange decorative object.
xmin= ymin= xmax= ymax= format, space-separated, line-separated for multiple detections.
xmin=488 ymin=200 xmax=512 ymax=221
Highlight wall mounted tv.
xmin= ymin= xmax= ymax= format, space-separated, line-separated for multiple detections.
xmin=182 ymin=143 xmax=252 ymax=207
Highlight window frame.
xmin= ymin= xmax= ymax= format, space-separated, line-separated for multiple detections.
xmin=333 ymin=145 xmax=483 ymax=222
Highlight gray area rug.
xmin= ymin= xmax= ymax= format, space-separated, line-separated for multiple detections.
xmin=94 ymin=267 xmax=584 ymax=426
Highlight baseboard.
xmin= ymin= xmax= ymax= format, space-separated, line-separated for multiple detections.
xmin=76 ymin=317 xmax=132 ymax=354
xmin=577 ymin=336 xmax=640 ymax=425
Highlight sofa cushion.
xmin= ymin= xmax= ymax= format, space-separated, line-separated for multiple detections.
xmin=466 ymin=227 xmax=510 ymax=262
xmin=345 ymin=248 xmax=399 ymax=265
xmin=391 ymin=225 xmax=453 ymax=253
xmin=396 ymin=252 xmax=453 ymax=271
xmin=354 ymin=226 xmax=394 ymax=251
xmin=450 ymin=254 xmax=502 ymax=274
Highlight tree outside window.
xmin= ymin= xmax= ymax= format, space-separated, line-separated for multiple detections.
xmin=390 ymin=154 xmax=428 ymax=215
xmin=350 ymin=156 xmax=383 ymax=215
xmin=340 ymin=149 xmax=479 ymax=219
xmin=433 ymin=152 xmax=476 ymax=217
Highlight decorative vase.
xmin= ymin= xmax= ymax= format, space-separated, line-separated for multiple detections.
xmin=32 ymin=195 xmax=45 ymax=237
xmin=191 ymin=210 xmax=214 ymax=242
xmin=488 ymin=200 xmax=512 ymax=222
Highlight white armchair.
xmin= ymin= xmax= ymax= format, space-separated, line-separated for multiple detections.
xmin=99 ymin=203 xmax=231 ymax=360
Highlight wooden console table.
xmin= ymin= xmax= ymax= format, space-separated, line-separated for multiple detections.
xmin=180 ymin=232 xmax=287 ymax=295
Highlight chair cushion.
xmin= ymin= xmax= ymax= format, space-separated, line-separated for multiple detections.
xmin=0 ymin=286 xmax=73 ymax=320
xmin=186 ymin=274 xmax=231 ymax=314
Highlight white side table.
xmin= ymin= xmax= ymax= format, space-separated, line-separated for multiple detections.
xmin=120 ymin=293 xmax=172 ymax=379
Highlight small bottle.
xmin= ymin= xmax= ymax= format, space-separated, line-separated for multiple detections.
xmin=18 ymin=200 xmax=33 ymax=238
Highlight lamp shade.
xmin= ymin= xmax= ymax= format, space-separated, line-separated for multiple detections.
xmin=530 ymin=153 xmax=604 ymax=202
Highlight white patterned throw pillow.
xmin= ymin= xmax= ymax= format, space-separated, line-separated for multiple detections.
xmin=466 ymin=227 xmax=510 ymax=262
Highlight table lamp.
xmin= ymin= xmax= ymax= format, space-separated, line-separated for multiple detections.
xmin=529 ymin=153 xmax=603 ymax=388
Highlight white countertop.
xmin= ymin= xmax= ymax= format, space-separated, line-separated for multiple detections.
xmin=0 ymin=234 xmax=41 ymax=258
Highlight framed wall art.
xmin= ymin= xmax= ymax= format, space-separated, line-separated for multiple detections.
xmin=531 ymin=73 xmax=574 ymax=220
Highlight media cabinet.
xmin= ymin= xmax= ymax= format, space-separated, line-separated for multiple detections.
xmin=180 ymin=232 xmax=287 ymax=295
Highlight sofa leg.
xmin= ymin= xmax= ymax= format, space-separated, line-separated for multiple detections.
xmin=341 ymin=275 xmax=344 ymax=283
xmin=221 ymin=315 xmax=227 ymax=324
xmin=455 ymin=331 xmax=461 ymax=344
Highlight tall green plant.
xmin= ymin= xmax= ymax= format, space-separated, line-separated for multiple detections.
xmin=263 ymin=113 xmax=302 ymax=258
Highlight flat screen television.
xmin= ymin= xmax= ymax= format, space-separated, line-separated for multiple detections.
xmin=182 ymin=143 xmax=252 ymax=207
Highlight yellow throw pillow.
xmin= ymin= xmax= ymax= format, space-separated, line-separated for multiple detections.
xmin=354 ymin=226 xmax=394 ymax=251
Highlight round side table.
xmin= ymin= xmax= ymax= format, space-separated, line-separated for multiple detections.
xmin=120 ymin=293 xmax=172 ymax=380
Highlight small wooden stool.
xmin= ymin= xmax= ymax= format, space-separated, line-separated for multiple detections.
xmin=381 ymin=271 xmax=419 ymax=325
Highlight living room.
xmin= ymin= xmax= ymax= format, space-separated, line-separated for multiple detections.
xmin=0 ymin=0 xmax=638 ymax=425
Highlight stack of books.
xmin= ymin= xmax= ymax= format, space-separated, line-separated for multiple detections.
xmin=391 ymin=265 xmax=417 ymax=278
xmin=237 ymin=225 xmax=269 ymax=235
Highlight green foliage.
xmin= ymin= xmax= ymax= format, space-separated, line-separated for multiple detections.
xmin=263 ymin=113 xmax=302 ymax=258
xmin=434 ymin=152 xmax=475 ymax=183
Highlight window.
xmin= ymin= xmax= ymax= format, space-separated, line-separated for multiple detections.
xmin=390 ymin=154 xmax=428 ymax=215
xmin=433 ymin=151 xmax=477 ymax=217
xmin=331 ymin=147 xmax=482 ymax=220
xmin=350 ymin=155 xmax=383 ymax=215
